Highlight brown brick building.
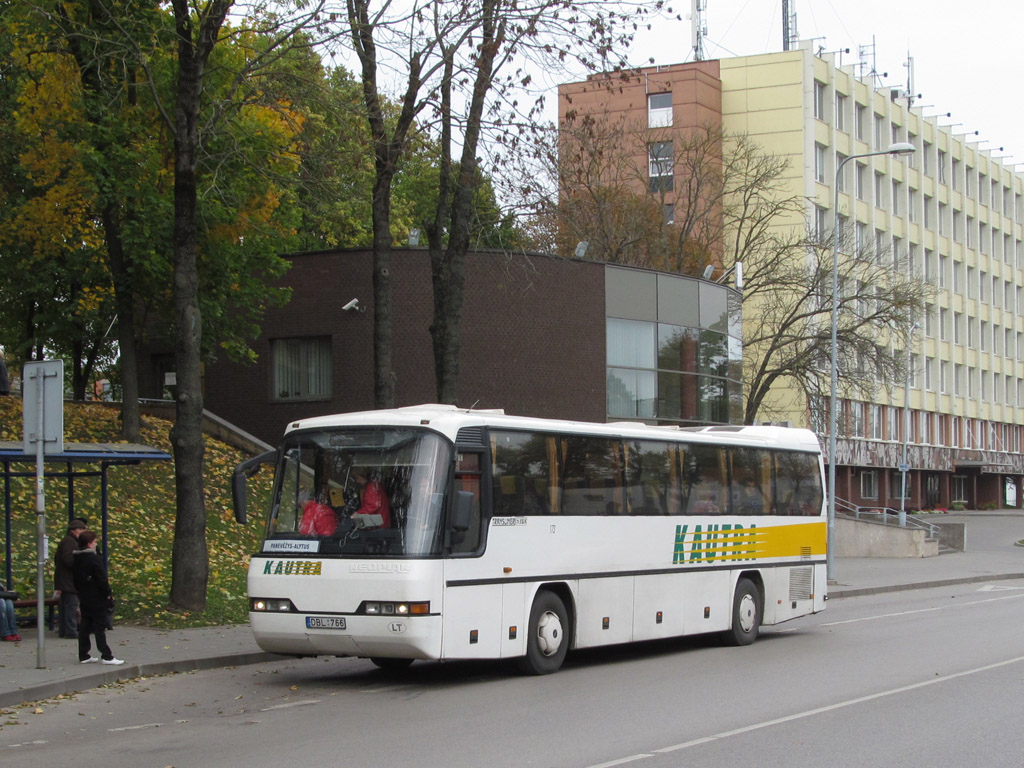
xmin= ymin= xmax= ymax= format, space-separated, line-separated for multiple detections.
xmin=140 ymin=248 xmax=742 ymax=445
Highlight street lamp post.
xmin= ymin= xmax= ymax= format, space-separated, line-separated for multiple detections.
xmin=899 ymin=323 xmax=920 ymax=528
xmin=827 ymin=141 xmax=915 ymax=583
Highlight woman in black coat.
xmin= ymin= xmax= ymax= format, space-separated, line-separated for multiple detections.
xmin=72 ymin=530 xmax=124 ymax=665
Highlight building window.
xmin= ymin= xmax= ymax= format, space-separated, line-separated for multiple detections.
xmin=869 ymin=404 xmax=882 ymax=439
xmin=814 ymin=143 xmax=827 ymax=183
xmin=856 ymin=163 xmax=867 ymax=200
xmin=923 ymin=141 xmax=932 ymax=175
xmin=836 ymin=153 xmax=848 ymax=191
xmin=855 ymin=104 xmax=867 ymax=141
xmin=606 ymin=316 xmax=738 ymax=426
xmin=662 ymin=203 xmax=675 ymax=225
xmin=648 ymin=141 xmax=674 ymax=192
xmin=861 ymin=471 xmax=878 ymax=500
xmin=938 ymin=151 xmax=947 ymax=184
xmin=892 ymin=180 xmax=901 ymax=215
xmin=815 ymin=206 xmax=828 ymax=240
xmin=890 ymin=471 xmax=910 ymax=499
xmin=813 ymin=81 xmax=826 ymax=121
xmin=836 ymin=93 xmax=847 ymax=131
xmin=647 ymin=92 xmax=672 ymax=128
xmin=952 ymin=475 xmax=968 ymax=504
xmin=873 ymin=113 xmax=884 ymax=150
xmin=607 ymin=318 xmax=657 ymax=419
xmin=271 ymin=337 xmax=332 ymax=401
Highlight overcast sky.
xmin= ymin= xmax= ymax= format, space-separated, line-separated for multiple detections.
xmin=627 ymin=0 xmax=1023 ymax=163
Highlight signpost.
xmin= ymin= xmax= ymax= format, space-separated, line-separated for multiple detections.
xmin=22 ymin=360 xmax=64 ymax=669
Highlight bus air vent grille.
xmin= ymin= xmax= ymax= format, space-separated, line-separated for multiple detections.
xmin=789 ymin=567 xmax=813 ymax=601
xmin=456 ymin=427 xmax=486 ymax=446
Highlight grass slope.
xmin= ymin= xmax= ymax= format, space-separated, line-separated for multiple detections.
xmin=0 ymin=397 xmax=270 ymax=627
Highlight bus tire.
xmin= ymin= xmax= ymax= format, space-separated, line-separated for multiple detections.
xmin=370 ymin=657 xmax=414 ymax=671
xmin=519 ymin=590 xmax=569 ymax=675
xmin=723 ymin=577 xmax=761 ymax=646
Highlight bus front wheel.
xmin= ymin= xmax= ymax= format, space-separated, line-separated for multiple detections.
xmin=723 ymin=577 xmax=762 ymax=646
xmin=519 ymin=590 xmax=569 ymax=675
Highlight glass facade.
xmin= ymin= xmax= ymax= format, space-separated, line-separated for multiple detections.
xmin=605 ymin=266 xmax=743 ymax=425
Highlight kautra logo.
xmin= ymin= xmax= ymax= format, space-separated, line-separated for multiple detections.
xmin=672 ymin=524 xmax=758 ymax=564
xmin=263 ymin=560 xmax=323 ymax=575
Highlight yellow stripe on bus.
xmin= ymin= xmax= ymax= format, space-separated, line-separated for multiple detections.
xmin=673 ymin=521 xmax=826 ymax=565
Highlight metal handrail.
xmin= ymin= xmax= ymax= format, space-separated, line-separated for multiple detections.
xmin=839 ymin=502 xmax=941 ymax=539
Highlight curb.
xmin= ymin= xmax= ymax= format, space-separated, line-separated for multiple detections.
xmin=829 ymin=572 xmax=1024 ymax=599
xmin=0 ymin=651 xmax=285 ymax=710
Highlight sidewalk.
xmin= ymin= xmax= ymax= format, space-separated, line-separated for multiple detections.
xmin=2 ymin=512 xmax=1023 ymax=708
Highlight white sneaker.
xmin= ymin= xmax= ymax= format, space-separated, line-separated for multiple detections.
xmin=101 ymin=657 xmax=125 ymax=665
xmin=80 ymin=657 xmax=99 ymax=664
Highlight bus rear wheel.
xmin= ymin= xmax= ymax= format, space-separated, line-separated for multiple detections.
xmin=723 ymin=577 xmax=762 ymax=646
xmin=519 ymin=590 xmax=569 ymax=675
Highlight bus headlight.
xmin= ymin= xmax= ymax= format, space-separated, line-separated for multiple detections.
xmin=251 ymin=598 xmax=295 ymax=612
xmin=360 ymin=601 xmax=430 ymax=615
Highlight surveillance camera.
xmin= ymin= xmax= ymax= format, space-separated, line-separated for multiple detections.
xmin=342 ymin=298 xmax=359 ymax=311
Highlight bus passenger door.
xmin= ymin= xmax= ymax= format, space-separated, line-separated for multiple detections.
xmin=442 ymin=451 xmax=503 ymax=658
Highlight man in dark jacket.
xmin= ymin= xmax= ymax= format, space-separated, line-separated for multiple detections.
xmin=72 ymin=530 xmax=123 ymax=665
xmin=54 ymin=518 xmax=87 ymax=638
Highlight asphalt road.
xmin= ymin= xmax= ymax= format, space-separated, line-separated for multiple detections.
xmin=3 ymin=580 xmax=1024 ymax=767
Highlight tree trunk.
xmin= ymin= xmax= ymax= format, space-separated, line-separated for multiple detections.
xmin=100 ymin=204 xmax=142 ymax=440
xmin=167 ymin=3 xmax=219 ymax=612
xmin=429 ymin=7 xmax=500 ymax=405
xmin=371 ymin=174 xmax=394 ymax=409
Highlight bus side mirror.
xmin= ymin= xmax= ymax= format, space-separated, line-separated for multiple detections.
xmin=452 ymin=490 xmax=474 ymax=532
xmin=232 ymin=449 xmax=278 ymax=525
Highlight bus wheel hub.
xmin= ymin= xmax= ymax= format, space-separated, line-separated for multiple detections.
xmin=537 ymin=610 xmax=563 ymax=656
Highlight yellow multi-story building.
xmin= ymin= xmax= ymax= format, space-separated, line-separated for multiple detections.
xmin=561 ymin=42 xmax=1024 ymax=509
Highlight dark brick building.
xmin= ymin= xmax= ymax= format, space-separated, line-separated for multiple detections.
xmin=141 ymin=248 xmax=742 ymax=445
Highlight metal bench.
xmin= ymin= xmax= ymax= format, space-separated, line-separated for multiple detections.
xmin=12 ymin=597 xmax=59 ymax=631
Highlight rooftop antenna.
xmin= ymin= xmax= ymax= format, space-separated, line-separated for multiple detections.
xmin=904 ymin=52 xmax=915 ymax=109
xmin=690 ymin=0 xmax=707 ymax=61
xmin=857 ymin=35 xmax=887 ymax=87
xmin=782 ymin=0 xmax=799 ymax=51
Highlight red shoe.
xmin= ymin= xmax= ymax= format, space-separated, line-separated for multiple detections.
xmin=11 ymin=634 xmax=22 ymax=641
xmin=2 ymin=635 xmax=18 ymax=642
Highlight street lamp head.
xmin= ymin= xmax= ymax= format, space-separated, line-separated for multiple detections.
xmin=886 ymin=141 xmax=916 ymax=156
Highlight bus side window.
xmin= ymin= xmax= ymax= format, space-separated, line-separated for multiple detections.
xmin=683 ymin=445 xmax=725 ymax=515
xmin=776 ymin=452 xmax=823 ymax=515
xmin=731 ymin=447 xmax=771 ymax=516
xmin=452 ymin=453 xmax=482 ymax=553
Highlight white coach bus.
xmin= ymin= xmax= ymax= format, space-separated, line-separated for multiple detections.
xmin=233 ymin=405 xmax=826 ymax=674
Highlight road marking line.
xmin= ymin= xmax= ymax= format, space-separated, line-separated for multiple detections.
xmin=821 ymin=592 xmax=1024 ymax=626
xmin=359 ymin=685 xmax=412 ymax=694
xmin=650 ymin=654 xmax=1024 ymax=755
xmin=588 ymin=754 xmax=654 ymax=768
xmin=260 ymin=699 xmax=322 ymax=711
xmin=109 ymin=723 xmax=164 ymax=732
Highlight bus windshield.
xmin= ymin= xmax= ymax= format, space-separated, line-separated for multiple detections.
xmin=266 ymin=428 xmax=451 ymax=556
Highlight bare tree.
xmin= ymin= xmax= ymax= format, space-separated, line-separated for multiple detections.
xmin=543 ymin=110 xmax=930 ymax=425
xmin=343 ymin=0 xmax=668 ymax=405
xmin=740 ymin=228 xmax=930 ymax=426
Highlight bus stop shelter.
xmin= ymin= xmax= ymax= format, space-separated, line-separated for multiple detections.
xmin=0 ymin=442 xmax=172 ymax=586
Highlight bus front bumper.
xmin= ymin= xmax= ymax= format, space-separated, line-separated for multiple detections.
xmin=249 ymin=612 xmax=443 ymax=660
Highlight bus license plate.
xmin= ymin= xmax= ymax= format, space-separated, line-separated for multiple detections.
xmin=306 ymin=616 xmax=346 ymax=630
